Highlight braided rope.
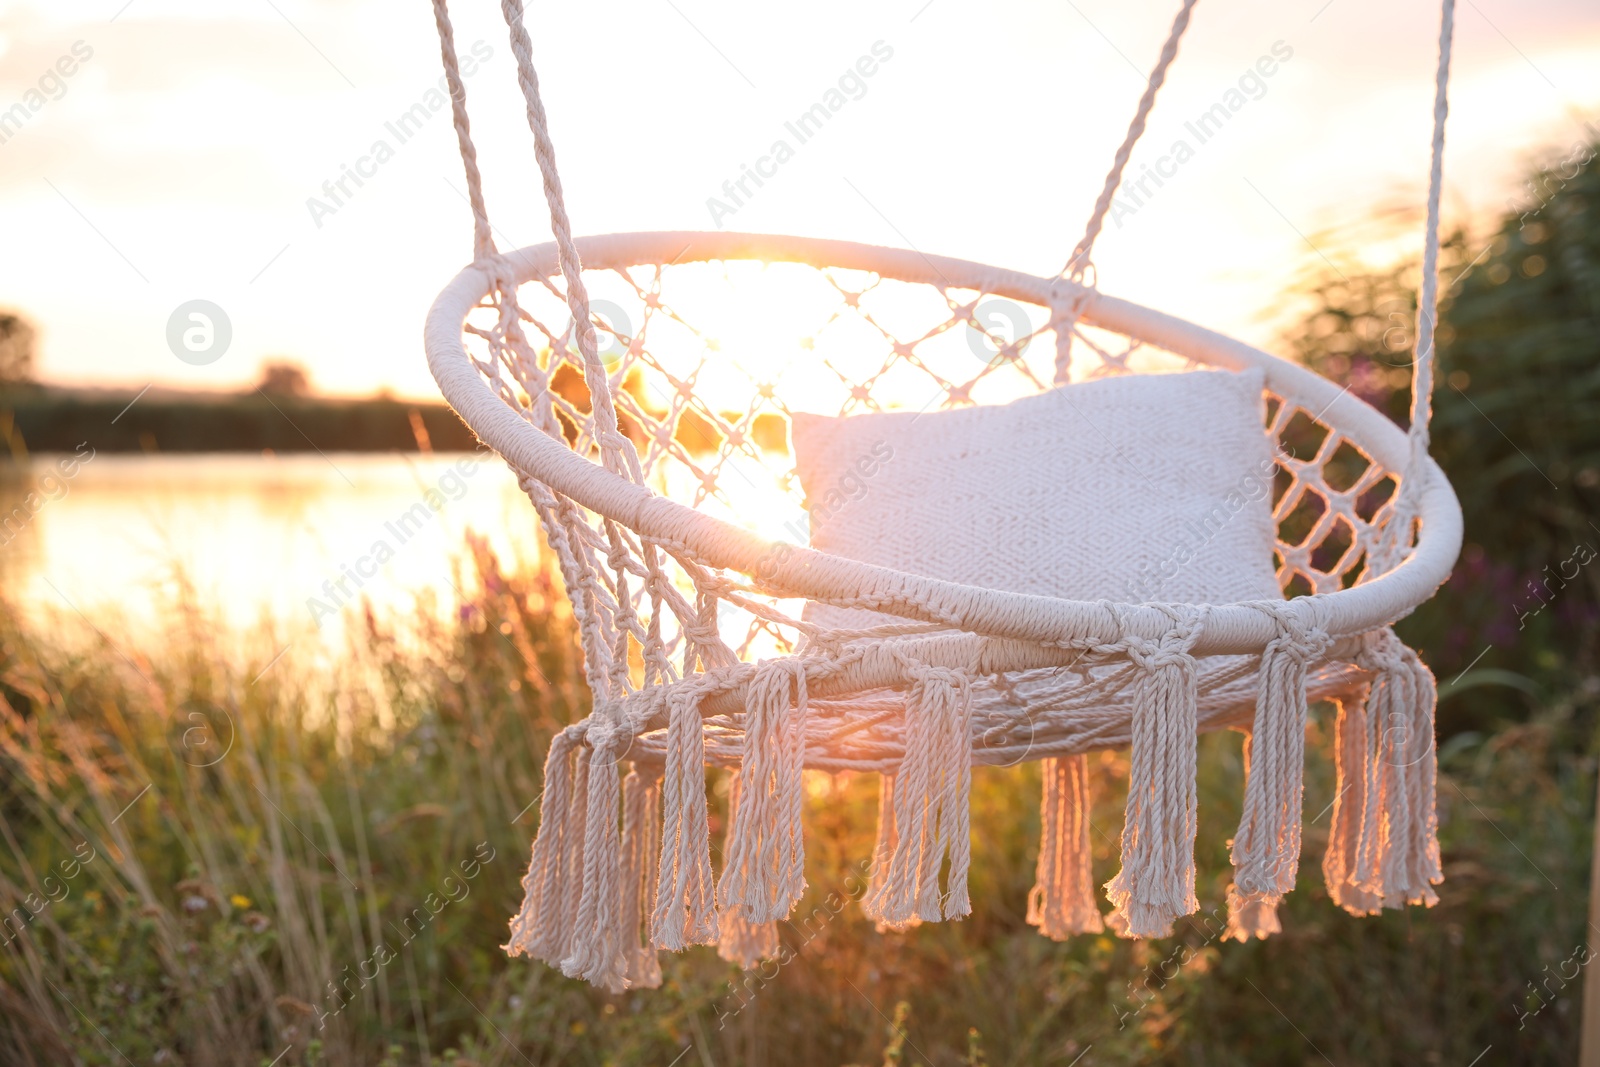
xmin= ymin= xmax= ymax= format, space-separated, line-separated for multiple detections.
xmin=430 ymin=0 xmax=495 ymax=262
xmin=1061 ymin=0 xmax=1200 ymax=281
xmin=1370 ymin=0 xmax=1455 ymax=577
xmin=1404 ymin=0 xmax=1455 ymax=487
xmin=493 ymin=0 xmax=643 ymax=481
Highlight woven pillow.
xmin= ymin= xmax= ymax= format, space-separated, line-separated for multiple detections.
xmin=791 ymin=368 xmax=1283 ymax=629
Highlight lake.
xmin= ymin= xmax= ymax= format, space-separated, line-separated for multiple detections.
xmin=0 ymin=452 xmax=539 ymax=647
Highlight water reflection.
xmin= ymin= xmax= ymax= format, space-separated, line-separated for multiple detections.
xmin=0 ymin=452 xmax=536 ymax=645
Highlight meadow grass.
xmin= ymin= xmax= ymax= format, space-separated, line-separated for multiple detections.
xmin=0 ymin=538 xmax=1590 ymax=1066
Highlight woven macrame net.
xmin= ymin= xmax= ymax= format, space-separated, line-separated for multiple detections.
xmin=425 ymin=0 xmax=1464 ymax=991
xmin=466 ymin=249 xmax=1397 ymax=742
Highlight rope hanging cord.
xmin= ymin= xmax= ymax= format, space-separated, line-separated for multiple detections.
xmin=434 ymin=0 xmax=1448 ymax=506
xmin=1367 ymin=0 xmax=1454 ymax=577
xmin=498 ymin=0 xmax=638 ymax=470
xmin=434 ymin=0 xmax=637 ymax=476
xmin=1061 ymin=0 xmax=1453 ymax=567
xmin=1403 ymin=0 xmax=1455 ymax=502
xmin=430 ymin=0 xmax=495 ymax=261
xmin=1061 ymin=0 xmax=1200 ymax=282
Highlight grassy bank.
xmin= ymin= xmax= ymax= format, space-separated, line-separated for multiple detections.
xmin=0 ymin=539 xmax=1592 ymax=1066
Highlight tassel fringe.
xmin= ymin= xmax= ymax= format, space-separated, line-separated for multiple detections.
xmin=1028 ymin=754 xmax=1105 ymax=939
xmin=718 ymin=772 xmax=782 ymax=967
xmin=509 ymin=611 xmax=1441 ymax=987
xmin=861 ymin=666 xmax=973 ymax=927
xmin=718 ymin=662 xmax=809 ymax=923
xmin=505 ymin=728 xmax=580 ymax=965
xmin=1324 ymin=629 xmax=1442 ymax=913
xmin=622 ymin=763 xmax=664 ymax=988
xmin=1104 ymin=617 xmax=1204 ymax=938
xmin=862 ymin=772 xmax=920 ymax=932
xmin=559 ymin=730 xmax=628 ymax=989
xmin=1321 ymin=686 xmax=1385 ymax=916
xmin=652 ymin=688 xmax=719 ymax=950
xmin=1226 ymin=608 xmax=1330 ymax=941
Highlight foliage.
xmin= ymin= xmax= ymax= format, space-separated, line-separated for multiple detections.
xmin=0 ymin=538 xmax=1590 ymax=1065
xmin=1 ymin=388 xmax=479 ymax=454
xmin=1283 ymin=136 xmax=1600 ymax=730
xmin=0 ymin=312 xmax=35 ymax=389
xmin=255 ymin=360 xmax=314 ymax=398
xmin=0 ymin=133 xmax=1596 ymax=1067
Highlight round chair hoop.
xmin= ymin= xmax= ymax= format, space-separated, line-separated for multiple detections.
xmin=425 ymin=230 xmax=1463 ymax=666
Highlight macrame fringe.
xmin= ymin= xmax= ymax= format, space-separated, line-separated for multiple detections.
xmin=1104 ymin=625 xmax=1202 ymax=938
xmin=653 ymin=689 xmax=719 ymax=950
xmin=862 ymin=772 xmax=919 ymax=932
xmin=717 ymin=771 xmax=781 ymax=968
xmin=1225 ymin=612 xmax=1329 ymax=941
xmin=622 ymin=763 xmax=664 ymax=988
xmin=1321 ymin=687 xmax=1384 ymax=916
xmin=861 ymin=667 xmax=973 ymax=927
xmin=718 ymin=662 xmax=809 ymax=924
xmin=558 ymin=729 xmax=629 ymax=990
xmin=507 ymin=627 xmax=1439 ymax=980
xmin=505 ymin=728 xmax=582 ymax=965
xmin=1323 ymin=629 xmax=1443 ymax=914
xmin=1028 ymin=754 xmax=1105 ymax=939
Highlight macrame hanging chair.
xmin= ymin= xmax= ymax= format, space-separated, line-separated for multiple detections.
xmin=425 ymin=0 xmax=1464 ymax=991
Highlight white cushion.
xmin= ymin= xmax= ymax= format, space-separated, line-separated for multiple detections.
xmin=791 ymin=368 xmax=1283 ymax=629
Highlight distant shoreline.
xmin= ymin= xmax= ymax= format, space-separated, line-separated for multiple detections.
xmin=0 ymin=387 xmax=478 ymax=454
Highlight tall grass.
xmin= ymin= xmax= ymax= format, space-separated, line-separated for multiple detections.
xmin=0 ymin=537 xmax=1590 ymax=1065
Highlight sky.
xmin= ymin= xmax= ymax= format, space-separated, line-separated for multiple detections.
xmin=0 ymin=0 xmax=1596 ymax=400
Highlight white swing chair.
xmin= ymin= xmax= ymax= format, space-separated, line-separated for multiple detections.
xmin=424 ymin=0 xmax=1463 ymax=991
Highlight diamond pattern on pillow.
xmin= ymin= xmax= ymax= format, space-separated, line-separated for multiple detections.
xmin=791 ymin=368 xmax=1283 ymax=630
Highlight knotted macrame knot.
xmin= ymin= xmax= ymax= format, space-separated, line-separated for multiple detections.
xmin=1354 ymin=627 xmax=1407 ymax=675
xmin=603 ymin=537 xmax=633 ymax=575
xmin=1123 ymin=632 xmax=1194 ymax=673
xmin=1104 ymin=602 xmax=1208 ymax=671
xmin=901 ymin=662 xmax=968 ymax=691
xmin=1248 ymin=601 xmax=1333 ymax=666
xmin=584 ymin=719 xmax=627 ymax=765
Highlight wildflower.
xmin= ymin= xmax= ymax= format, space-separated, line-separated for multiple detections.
xmin=175 ymin=878 xmax=216 ymax=913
